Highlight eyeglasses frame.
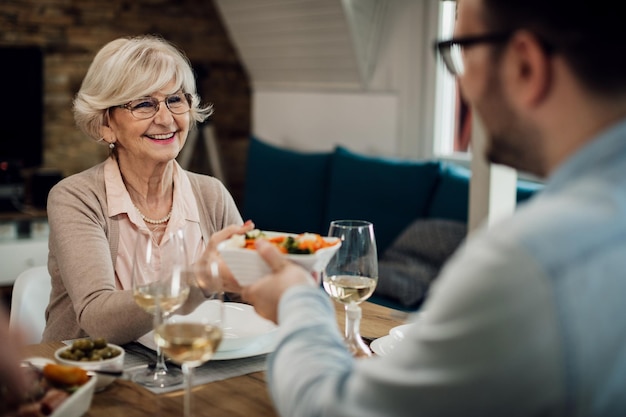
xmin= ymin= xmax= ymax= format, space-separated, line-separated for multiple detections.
xmin=433 ymin=32 xmax=513 ymax=76
xmin=116 ymin=92 xmax=193 ymax=120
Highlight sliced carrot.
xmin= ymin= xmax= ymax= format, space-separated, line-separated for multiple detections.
xmin=268 ymin=236 xmax=286 ymax=245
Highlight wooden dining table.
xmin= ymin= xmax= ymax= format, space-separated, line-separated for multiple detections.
xmin=23 ymin=301 xmax=408 ymax=417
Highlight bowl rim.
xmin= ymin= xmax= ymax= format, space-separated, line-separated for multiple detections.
xmin=218 ymin=231 xmax=341 ymax=256
xmin=54 ymin=343 xmax=125 ymax=365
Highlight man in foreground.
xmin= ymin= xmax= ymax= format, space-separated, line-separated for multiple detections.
xmin=242 ymin=0 xmax=626 ymax=415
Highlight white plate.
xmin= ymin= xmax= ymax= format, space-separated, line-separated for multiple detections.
xmin=23 ymin=356 xmax=54 ymax=369
xmin=370 ymin=335 xmax=397 ymax=356
xmin=372 ymin=319 xmax=422 ymax=356
xmin=220 ymin=302 xmax=278 ymax=351
xmin=138 ymin=301 xmax=278 ymax=357
xmin=218 ymin=231 xmax=341 ymax=286
xmin=213 ymin=331 xmax=276 ymax=360
xmin=389 ymin=323 xmax=412 ymax=341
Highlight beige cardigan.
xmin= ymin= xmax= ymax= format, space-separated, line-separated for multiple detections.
xmin=42 ymin=160 xmax=242 ymax=344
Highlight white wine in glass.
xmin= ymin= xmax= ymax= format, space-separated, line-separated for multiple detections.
xmin=323 ymin=275 xmax=377 ymax=305
xmin=131 ymin=228 xmax=190 ymax=387
xmin=155 ymin=261 xmax=223 ymax=417
xmin=134 ymin=281 xmax=190 ymax=315
xmin=323 ymin=220 xmax=378 ymax=358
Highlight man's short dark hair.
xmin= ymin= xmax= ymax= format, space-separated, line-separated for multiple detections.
xmin=482 ymin=0 xmax=626 ymax=95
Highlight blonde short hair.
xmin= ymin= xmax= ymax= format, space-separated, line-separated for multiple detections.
xmin=73 ymin=35 xmax=213 ymax=141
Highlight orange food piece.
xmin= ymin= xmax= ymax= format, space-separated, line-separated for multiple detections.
xmin=245 ymin=236 xmax=287 ymax=251
xmin=244 ymin=232 xmax=338 ymax=254
xmin=43 ymin=363 xmax=89 ymax=386
xmin=298 ymin=234 xmax=334 ymax=252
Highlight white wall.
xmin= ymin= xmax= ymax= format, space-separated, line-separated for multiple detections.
xmin=251 ymin=0 xmax=441 ymax=159
xmin=253 ymin=91 xmax=398 ymax=155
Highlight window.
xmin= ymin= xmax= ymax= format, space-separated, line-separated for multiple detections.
xmin=433 ymin=1 xmax=471 ymax=158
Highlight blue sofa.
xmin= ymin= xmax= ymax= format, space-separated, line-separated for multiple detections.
xmin=242 ymin=137 xmax=543 ymax=256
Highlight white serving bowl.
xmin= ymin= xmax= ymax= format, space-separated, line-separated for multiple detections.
xmin=50 ymin=374 xmax=97 ymax=417
xmin=20 ymin=358 xmax=97 ymax=417
xmin=218 ymin=231 xmax=341 ymax=286
xmin=54 ymin=343 xmax=124 ymax=391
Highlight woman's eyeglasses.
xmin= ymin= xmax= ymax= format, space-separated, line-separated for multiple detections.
xmin=116 ymin=92 xmax=192 ymax=119
xmin=433 ymin=32 xmax=512 ymax=76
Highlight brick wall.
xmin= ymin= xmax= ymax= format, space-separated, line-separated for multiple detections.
xmin=0 ymin=0 xmax=251 ymax=207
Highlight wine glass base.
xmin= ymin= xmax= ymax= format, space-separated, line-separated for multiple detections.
xmin=344 ymin=337 xmax=372 ymax=358
xmin=131 ymin=366 xmax=183 ymax=387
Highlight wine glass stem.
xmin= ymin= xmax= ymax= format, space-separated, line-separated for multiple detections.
xmin=344 ymin=303 xmax=359 ymax=339
xmin=183 ymin=364 xmax=193 ymax=417
xmin=154 ymin=345 xmax=168 ymax=373
xmin=153 ymin=310 xmax=169 ymax=374
xmin=344 ymin=304 xmax=371 ymax=357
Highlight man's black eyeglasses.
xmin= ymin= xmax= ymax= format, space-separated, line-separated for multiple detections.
xmin=433 ymin=32 xmax=512 ymax=76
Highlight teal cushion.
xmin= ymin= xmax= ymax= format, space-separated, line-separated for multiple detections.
xmin=427 ymin=163 xmax=544 ymax=222
xmin=426 ymin=163 xmax=471 ymax=222
xmin=324 ymin=147 xmax=441 ymax=255
xmin=242 ymin=137 xmax=331 ymax=235
xmin=517 ymin=179 xmax=543 ymax=202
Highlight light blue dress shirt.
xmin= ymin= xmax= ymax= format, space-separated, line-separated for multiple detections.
xmin=267 ymin=119 xmax=626 ymax=417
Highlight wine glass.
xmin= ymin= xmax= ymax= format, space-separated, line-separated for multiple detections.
xmin=323 ymin=220 xmax=378 ymax=358
xmin=155 ymin=261 xmax=224 ymax=417
xmin=131 ymin=228 xmax=190 ymax=387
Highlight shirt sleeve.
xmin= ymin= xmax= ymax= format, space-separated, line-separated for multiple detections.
xmin=267 ymin=235 xmax=565 ymax=417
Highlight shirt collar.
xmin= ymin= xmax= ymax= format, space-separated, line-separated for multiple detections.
xmin=104 ymin=157 xmax=200 ymax=224
xmin=546 ymin=117 xmax=626 ymax=192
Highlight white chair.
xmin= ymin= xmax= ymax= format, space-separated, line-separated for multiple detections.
xmin=9 ymin=265 xmax=51 ymax=344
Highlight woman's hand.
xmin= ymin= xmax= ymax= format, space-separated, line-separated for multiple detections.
xmin=196 ymin=220 xmax=256 ymax=295
xmin=207 ymin=220 xmax=255 ymax=254
xmin=242 ymin=239 xmax=316 ymax=323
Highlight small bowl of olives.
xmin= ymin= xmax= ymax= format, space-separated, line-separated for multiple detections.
xmin=54 ymin=338 xmax=124 ymax=391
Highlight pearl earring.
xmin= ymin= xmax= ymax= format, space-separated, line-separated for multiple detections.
xmin=109 ymin=142 xmax=115 ymax=150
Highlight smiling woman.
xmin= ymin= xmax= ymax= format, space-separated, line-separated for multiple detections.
xmin=42 ymin=36 xmax=245 ymax=359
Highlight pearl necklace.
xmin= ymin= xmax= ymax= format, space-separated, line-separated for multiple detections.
xmin=132 ymin=203 xmax=172 ymax=225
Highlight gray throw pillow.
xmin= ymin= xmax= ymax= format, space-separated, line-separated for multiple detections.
xmin=374 ymin=219 xmax=467 ymax=309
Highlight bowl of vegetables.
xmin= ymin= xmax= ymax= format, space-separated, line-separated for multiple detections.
xmin=5 ymin=361 xmax=96 ymax=417
xmin=218 ymin=229 xmax=341 ymax=286
xmin=54 ymin=338 xmax=124 ymax=391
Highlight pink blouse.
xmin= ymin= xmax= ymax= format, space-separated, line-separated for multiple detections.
xmin=103 ymin=158 xmax=205 ymax=290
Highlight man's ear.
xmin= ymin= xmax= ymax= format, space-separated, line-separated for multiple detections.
xmin=503 ymin=30 xmax=552 ymax=108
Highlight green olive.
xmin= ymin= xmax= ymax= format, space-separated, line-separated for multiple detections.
xmin=71 ymin=338 xmax=94 ymax=352
xmin=93 ymin=338 xmax=107 ymax=349
xmin=62 ymin=337 xmax=118 ymax=362
xmin=59 ymin=350 xmax=74 ymax=360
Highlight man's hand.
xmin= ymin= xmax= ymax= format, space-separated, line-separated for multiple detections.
xmin=242 ymin=239 xmax=316 ymax=323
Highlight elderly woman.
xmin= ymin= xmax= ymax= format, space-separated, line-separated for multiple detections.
xmin=43 ymin=35 xmax=251 ymax=346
